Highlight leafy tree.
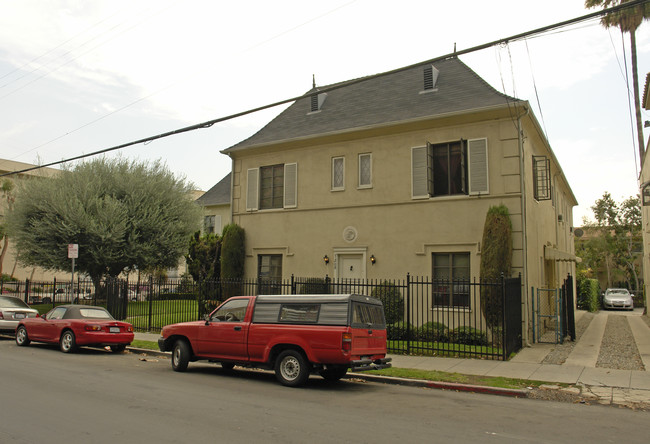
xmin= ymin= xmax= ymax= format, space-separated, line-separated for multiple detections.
xmin=186 ymin=231 xmax=221 ymax=281
xmin=6 ymin=158 xmax=201 ymax=292
xmin=220 ymin=223 xmax=245 ymax=298
xmin=577 ymin=192 xmax=641 ymax=290
xmin=585 ymin=0 xmax=650 ymax=160
xmin=0 ymin=179 xmax=15 ymax=276
xmin=479 ymin=205 xmax=512 ymax=328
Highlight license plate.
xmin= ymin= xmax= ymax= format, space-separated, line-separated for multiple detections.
xmin=14 ymin=313 xmax=25 ymax=319
xmin=109 ymin=327 xmax=120 ymax=333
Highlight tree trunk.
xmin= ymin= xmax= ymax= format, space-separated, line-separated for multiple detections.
xmin=0 ymin=235 xmax=8 ymax=276
xmin=630 ymin=30 xmax=645 ymax=162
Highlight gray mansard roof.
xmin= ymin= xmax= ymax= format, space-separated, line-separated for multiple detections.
xmin=223 ymin=57 xmax=519 ymax=153
xmin=195 ymin=173 xmax=231 ymax=206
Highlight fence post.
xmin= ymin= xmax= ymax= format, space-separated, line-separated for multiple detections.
xmin=24 ymin=278 xmax=30 ymax=304
xmin=406 ymin=273 xmax=411 ymax=355
xmin=148 ymin=276 xmax=154 ymax=331
xmin=501 ymin=273 xmax=506 ymax=360
xmin=52 ymin=277 xmax=57 ymax=306
xmin=291 ymin=274 xmax=296 ymax=295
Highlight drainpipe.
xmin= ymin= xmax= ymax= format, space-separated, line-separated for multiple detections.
xmin=518 ymin=107 xmax=531 ymax=347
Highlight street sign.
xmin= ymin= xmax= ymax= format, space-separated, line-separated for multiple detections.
xmin=68 ymin=244 xmax=78 ymax=259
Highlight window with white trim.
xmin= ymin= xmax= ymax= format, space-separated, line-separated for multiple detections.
xmin=412 ymin=138 xmax=488 ymax=199
xmin=332 ymin=157 xmax=344 ymax=191
xmin=358 ymin=153 xmax=372 ymax=188
xmin=246 ymin=163 xmax=297 ymax=211
xmin=432 ymin=252 xmax=470 ymax=308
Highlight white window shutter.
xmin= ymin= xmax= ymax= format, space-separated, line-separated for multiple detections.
xmin=246 ymin=168 xmax=259 ymax=211
xmin=215 ymin=215 xmax=222 ymax=234
xmin=284 ymin=163 xmax=297 ymax=208
xmin=468 ymin=138 xmax=489 ymax=195
xmin=412 ymin=146 xmax=428 ymax=199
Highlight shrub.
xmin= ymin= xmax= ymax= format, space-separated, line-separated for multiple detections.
xmin=479 ymin=205 xmax=512 ymax=329
xmin=450 ymin=326 xmax=488 ymax=346
xmin=221 ymin=224 xmax=245 ymax=298
xmin=416 ymin=322 xmax=449 ymax=342
xmin=386 ymin=322 xmax=414 ymax=341
xmin=577 ymin=277 xmax=600 ymax=312
xmin=370 ymin=281 xmax=404 ymax=324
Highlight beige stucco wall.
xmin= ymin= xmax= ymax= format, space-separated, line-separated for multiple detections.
xmin=229 ymin=105 xmax=575 ymax=285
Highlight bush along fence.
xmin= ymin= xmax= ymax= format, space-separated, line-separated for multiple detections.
xmin=3 ymin=274 xmax=522 ymax=360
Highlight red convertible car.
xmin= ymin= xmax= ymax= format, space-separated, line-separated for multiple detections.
xmin=15 ymin=305 xmax=134 ymax=353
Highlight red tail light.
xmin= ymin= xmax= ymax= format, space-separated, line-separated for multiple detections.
xmin=342 ymin=332 xmax=352 ymax=352
xmin=127 ymin=326 xmax=133 ymax=332
xmin=84 ymin=325 xmax=102 ymax=331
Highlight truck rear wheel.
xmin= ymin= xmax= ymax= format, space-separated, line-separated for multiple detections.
xmin=275 ymin=349 xmax=310 ymax=387
xmin=172 ymin=340 xmax=190 ymax=372
xmin=319 ymin=366 xmax=348 ymax=382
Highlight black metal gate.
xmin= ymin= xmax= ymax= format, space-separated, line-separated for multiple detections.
xmin=106 ymin=279 xmax=128 ymax=320
xmin=503 ymin=276 xmax=523 ymax=358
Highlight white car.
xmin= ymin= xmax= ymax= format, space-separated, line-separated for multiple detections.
xmin=602 ymin=288 xmax=634 ymax=310
xmin=0 ymin=296 xmax=39 ymax=333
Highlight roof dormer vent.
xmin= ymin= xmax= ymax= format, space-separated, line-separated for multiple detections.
xmin=423 ymin=64 xmax=439 ymax=92
xmin=309 ymin=92 xmax=327 ymax=113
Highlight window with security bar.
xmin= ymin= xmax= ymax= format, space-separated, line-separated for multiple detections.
xmin=532 ymin=155 xmax=551 ymax=201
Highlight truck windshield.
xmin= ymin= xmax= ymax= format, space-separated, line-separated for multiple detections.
xmin=351 ymin=302 xmax=385 ymax=329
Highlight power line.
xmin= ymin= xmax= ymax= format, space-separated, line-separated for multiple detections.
xmin=2 ymin=0 xmax=647 ymax=178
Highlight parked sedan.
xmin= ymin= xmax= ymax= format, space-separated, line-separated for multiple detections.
xmin=0 ymin=296 xmax=39 ymax=334
xmin=15 ymin=305 xmax=134 ymax=353
xmin=602 ymin=288 xmax=634 ymax=310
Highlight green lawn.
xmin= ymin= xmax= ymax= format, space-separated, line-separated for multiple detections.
xmin=387 ymin=340 xmax=502 ymax=358
xmin=126 ymin=300 xmax=200 ymax=331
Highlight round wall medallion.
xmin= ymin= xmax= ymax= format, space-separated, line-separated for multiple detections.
xmin=343 ymin=226 xmax=358 ymax=243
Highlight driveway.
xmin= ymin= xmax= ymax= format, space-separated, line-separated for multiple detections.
xmin=516 ymin=308 xmax=650 ymax=371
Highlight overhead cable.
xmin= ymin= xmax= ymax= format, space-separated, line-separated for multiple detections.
xmin=2 ymin=0 xmax=647 ymax=178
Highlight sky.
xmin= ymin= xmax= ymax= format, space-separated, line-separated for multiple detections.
xmin=0 ymin=0 xmax=649 ymax=225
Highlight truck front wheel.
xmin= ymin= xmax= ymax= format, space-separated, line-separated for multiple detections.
xmin=171 ymin=340 xmax=190 ymax=372
xmin=275 ymin=349 xmax=310 ymax=387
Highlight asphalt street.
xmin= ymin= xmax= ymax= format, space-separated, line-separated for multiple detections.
xmin=1 ymin=337 xmax=649 ymax=444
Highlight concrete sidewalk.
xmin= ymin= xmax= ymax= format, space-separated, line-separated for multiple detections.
xmin=133 ymin=311 xmax=650 ymax=407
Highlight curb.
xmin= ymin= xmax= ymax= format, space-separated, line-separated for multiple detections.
xmin=346 ymin=372 xmax=529 ymax=398
xmin=127 ymin=346 xmax=528 ymax=397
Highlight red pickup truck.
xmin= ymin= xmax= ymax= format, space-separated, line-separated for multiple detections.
xmin=158 ymin=294 xmax=391 ymax=386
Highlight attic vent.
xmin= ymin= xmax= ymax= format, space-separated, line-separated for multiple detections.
xmin=423 ymin=65 xmax=440 ymax=91
xmin=309 ymin=92 xmax=327 ymax=113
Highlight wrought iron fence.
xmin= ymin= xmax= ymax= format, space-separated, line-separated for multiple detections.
xmin=3 ymin=274 xmax=522 ymax=360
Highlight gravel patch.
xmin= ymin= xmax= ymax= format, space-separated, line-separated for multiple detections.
xmin=596 ymin=315 xmax=645 ymax=371
xmin=542 ymin=312 xmax=594 ymax=365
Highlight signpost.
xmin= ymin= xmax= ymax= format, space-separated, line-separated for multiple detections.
xmin=68 ymin=244 xmax=78 ymax=301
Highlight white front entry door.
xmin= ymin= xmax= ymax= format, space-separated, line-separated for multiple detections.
xmin=338 ymin=254 xmax=364 ymax=280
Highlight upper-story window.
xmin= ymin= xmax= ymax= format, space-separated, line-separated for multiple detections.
xmin=246 ymin=163 xmax=297 ymax=211
xmin=533 ymin=155 xmax=551 ymax=201
xmin=358 ymin=153 xmax=372 ymax=188
xmin=412 ymin=138 xmax=488 ymax=199
xmin=260 ymin=164 xmax=284 ymax=209
xmin=332 ymin=157 xmax=345 ymax=191
xmin=204 ymin=215 xmax=216 ymax=233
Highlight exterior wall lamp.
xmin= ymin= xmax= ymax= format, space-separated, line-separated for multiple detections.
xmin=370 ymin=254 xmax=376 ymax=265
xmin=323 ymin=255 xmax=330 ymax=265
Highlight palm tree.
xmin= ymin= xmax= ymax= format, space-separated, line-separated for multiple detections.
xmin=585 ymin=0 xmax=650 ymax=161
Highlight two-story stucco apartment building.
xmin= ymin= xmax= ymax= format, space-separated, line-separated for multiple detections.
xmin=221 ymin=57 xmax=579 ymax=343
